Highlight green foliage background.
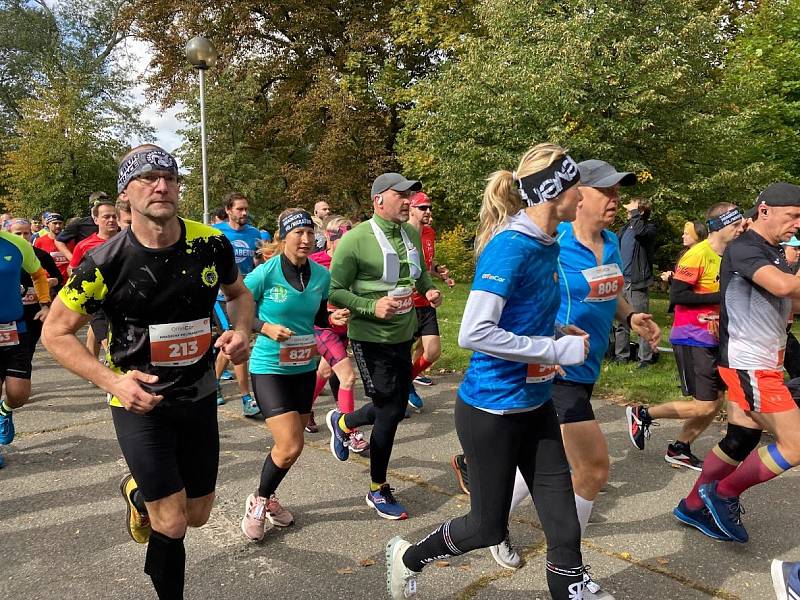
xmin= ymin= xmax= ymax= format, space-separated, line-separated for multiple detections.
xmin=0 ymin=0 xmax=798 ymax=245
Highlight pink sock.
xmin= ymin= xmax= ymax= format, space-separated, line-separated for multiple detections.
xmin=717 ymin=445 xmax=789 ymax=498
xmin=311 ymin=375 xmax=328 ymax=406
xmin=411 ymin=356 xmax=434 ymax=380
xmin=337 ymin=388 xmax=355 ymax=413
xmin=685 ymin=445 xmax=739 ymax=510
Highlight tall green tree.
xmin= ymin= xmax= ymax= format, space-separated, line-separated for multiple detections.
xmin=129 ymin=0 xmax=479 ymax=218
xmin=0 ymin=0 xmax=147 ymax=216
xmin=396 ymin=0 xmax=774 ymax=235
xmin=716 ymin=0 xmax=800 ymax=185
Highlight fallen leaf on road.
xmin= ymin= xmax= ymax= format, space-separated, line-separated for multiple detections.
xmin=360 ymin=559 xmax=375 ymax=567
xmin=619 ymin=552 xmax=632 ymax=560
xmin=434 ymin=560 xmax=450 ymax=568
xmin=336 ymin=567 xmax=354 ymax=575
xmin=656 ymin=558 xmax=669 ymax=565
xmin=458 ymin=564 xmax=470 ymax=571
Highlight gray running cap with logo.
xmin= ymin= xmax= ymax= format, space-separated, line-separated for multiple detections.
xmin=370 ymin=172 xmax=422 ymax=198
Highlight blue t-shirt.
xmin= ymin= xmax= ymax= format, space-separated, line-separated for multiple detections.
xmin=0 ymin=232 xmax=40 ymax=329
xmin=555 ymin=223 xmax=623 ymax=384
xmin=213 ymin=222 xmax=261 ymax=275
xmin=458 ymin=229 xmax=561 ymax=411
xmin=244 ymin=256 xmax=330 ymax=375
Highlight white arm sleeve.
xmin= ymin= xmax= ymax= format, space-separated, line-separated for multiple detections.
xmin=458 ymin=290 xmax=585 ymax=365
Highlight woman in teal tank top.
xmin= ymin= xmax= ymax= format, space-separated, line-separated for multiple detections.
xmin=239 ymin=209 xmax=349 ymax=542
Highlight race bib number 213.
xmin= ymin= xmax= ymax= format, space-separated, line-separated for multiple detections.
xmin=149 ymin=318 xmax=212 ymax=367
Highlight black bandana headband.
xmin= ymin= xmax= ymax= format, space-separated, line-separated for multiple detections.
xmin=706 ymin=208 xmax=743 ymax=232
xmin=279 ymin=210 xmax=314 ymax=238
xmin=117 ymin=149 xmax=179 ymax=193
xmin=515 ymin=155 xmax=580 ymax=206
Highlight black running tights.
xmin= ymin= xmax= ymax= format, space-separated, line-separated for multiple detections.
xmin=403 ymin=398 xmax=583 ymax=599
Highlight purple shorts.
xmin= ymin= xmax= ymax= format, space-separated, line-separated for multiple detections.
xmin=314 ymin=327 xmax=349 ymax=367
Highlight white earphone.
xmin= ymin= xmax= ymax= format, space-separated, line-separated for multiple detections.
xmin=377 ymin=194 xmax=384 ymax=205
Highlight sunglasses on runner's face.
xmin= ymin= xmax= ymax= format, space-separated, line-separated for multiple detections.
xmin=415 ymin=205 xmax=432 ymax=212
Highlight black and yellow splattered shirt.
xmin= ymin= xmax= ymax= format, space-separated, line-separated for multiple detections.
xmin=59 ymin=218 xmax=238 ymax=407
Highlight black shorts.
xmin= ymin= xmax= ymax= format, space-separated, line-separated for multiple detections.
xmin=250 ymin=370 xmax=316 ymax=419
xmin=414 ymin=306 xmax=440 ymax=338
xmin=550 ymin=379 xmax=595 ymax=424
xmin=673 ymin=344 xmax=724 ymax=401
xmin=110 ymin=394 xmax=219 ymax=502
xmin=0 ymin=330 xmax=35 ymax=380
xmin=89 ymin=311 xmax=108 ymax=342
xmin=351 ymin=339 xmax=413 ymax=405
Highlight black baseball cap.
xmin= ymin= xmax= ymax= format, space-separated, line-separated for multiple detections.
xmin=758 ymin=182 xmax=800 ymax=207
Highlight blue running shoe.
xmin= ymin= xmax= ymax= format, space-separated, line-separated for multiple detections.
xmin=771 ymin=559 xmax=800 ymax=600
xmin=0 ymin=409 xmax=15 ymax=445
xmin=408 ymin=386 xmax=424 ymax=412
xmin=216 ymin=383 xmax=225 ymax=406
xmin=699 ymin=481 xmax=748 ymax=543
xmin=672 ymin=499 xmax=732 ymax=541
xmin=220 ymin=369 xmax=234 ymax=380
xmin=366 ymin=484 xmax=408 ymax=520
xmin=413 ymin=375 xmax=433 ymax=386
xmin=326 ymin=409 xmax=349 ymax=462
xmin=242 ymin=394 xmax=260 ymax=417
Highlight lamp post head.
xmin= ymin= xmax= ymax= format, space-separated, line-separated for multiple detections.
xmin=185 ymin=36 xmax=218 ymax=70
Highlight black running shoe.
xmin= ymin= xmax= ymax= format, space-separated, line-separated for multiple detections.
xmin=625 ymin=405 xmax=652 ymax=450
xmin=450 ymin=454 xmax=470 ymax=495
xmin=664 ymin=443 xmax=703 ymax=471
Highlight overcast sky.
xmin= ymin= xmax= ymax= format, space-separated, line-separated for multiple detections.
xmin=123 ymin=37 xmax=188 ymax=154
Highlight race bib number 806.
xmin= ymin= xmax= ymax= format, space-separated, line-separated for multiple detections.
xmin=582 ymin=264 xmax=623 ymax=303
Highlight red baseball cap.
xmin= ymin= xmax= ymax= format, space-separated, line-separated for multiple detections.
xmin=410 ymin=192 xmax=432 ymax=208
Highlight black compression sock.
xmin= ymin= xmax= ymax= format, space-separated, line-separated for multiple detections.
xmin=546 ymin=562 xmax=585 ymax=600
xmin=144 ymin=531 xmax=186 ymax=600
xmin=258 ymin=453 xmax=290 ymax=498
xmin=402 ymin=520 xmax=460 ymax=572
xmin=640 ymin=406 xmax=652 ymax=424
xmin=329 ymin=373 xmax=340 ymax=399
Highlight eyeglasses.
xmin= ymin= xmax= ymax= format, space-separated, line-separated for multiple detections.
xmin=134 ymin=173 xmax=179 ymax=187
xmin=415 ymin=205 xmax=432 ymax=212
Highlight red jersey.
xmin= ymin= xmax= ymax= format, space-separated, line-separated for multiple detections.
xmin=69 ymin=233 xmax=108 ymax=269
xmin=413 ymin=225 xmax=436 ymax=308
xmin=34 ymin=234 xmax=69 ymax=281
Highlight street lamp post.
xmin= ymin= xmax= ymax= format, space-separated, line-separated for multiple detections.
xmin=185 ymin=36 xmax=218 ymax=225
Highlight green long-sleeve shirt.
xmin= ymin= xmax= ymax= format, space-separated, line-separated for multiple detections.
xmin=329 ymin=214 xmax=436 ymax=343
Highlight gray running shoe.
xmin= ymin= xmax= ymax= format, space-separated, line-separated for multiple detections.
xmin=385 ymin=536 xmax=417 ymax=599
xmin=489 ymin=533 xmax=522 ymax=569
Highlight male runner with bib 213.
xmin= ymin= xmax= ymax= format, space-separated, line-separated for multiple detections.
xmin=43 ymin=145 xmax=253 ymax=600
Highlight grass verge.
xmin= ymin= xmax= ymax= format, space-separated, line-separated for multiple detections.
xmin=433 ymin=284 xmax=683 ymax=405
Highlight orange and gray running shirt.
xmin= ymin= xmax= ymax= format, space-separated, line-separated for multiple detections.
xmin=720 ymin=229 xmax=792 ymax=370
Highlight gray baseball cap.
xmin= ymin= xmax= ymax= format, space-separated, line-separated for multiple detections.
xmin=578 ymin=160 xmax=637 ymax=188
xmin=370 ymin=172 xmax=422 ymax=198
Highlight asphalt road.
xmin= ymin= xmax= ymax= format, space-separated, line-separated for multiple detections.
xmin=1 ymin=350 xmax=797 ymax=599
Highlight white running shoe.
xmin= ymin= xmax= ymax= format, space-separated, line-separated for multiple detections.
xmin=385 ymin=536 xmax=417 ymax=599
xmin=489 ymin=534 xmax=522 ymax=569
xmin=583 ymin=567 xmax=615 ymax=599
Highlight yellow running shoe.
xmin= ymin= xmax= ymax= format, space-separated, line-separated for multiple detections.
xmin=119 ymin=474 xmax=151 ymax=543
